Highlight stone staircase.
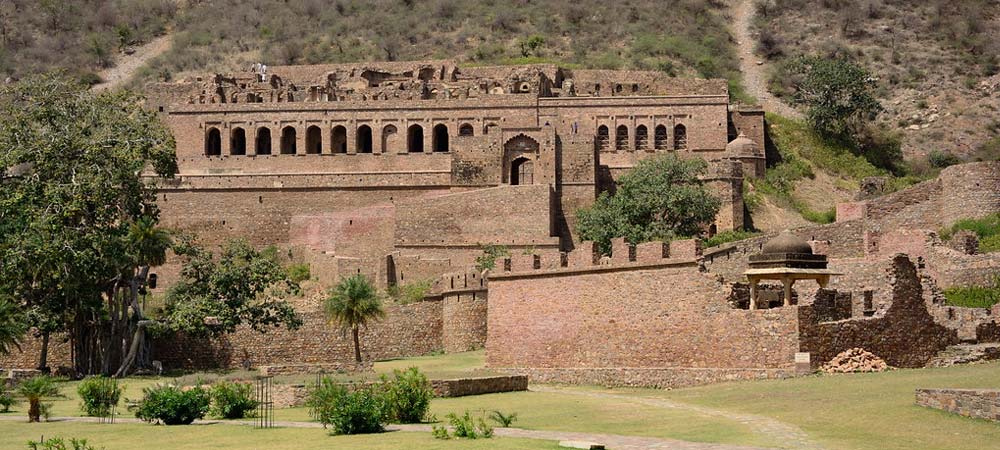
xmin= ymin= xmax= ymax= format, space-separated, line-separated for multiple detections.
xmin=928 ymin=343 xmax=1000 ymax=367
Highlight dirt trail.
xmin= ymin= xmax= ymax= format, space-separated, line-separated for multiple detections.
xmin=733 ymin=0 xmax=802 ymax=119
xmin=92 ymin=33 xmax=173 ymax=91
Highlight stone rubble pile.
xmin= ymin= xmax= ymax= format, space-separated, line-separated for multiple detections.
xmin=821 ymin=348 xmax=890 ymax=373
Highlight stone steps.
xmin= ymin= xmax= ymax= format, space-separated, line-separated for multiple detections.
xmin=928 ymin=343 xmax=1000 ymax=367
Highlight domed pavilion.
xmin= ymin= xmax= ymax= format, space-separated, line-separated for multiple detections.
xmin=743 ymin=231 xmax=841 ymax=309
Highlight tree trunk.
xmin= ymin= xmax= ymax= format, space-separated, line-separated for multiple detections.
xmin=28 ymin=399 xmax=40 ymax=423
xmin=352 ymin=326 xmax=362 ymax=363
xmin=37 ymin=331 xmax=49 ymax=372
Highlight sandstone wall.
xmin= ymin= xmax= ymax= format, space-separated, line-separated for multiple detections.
xmin=442 ymin=291 xmax=488 ymax=353
xmin=152 ymin=299 xmax=443 ymax=371
xmin=916 ymin=388 xmax=1000 ymax=422
xmin=486 ymin=261 xmax=801 ymax=387
xmin=798 ymin=255 xmax=959 ymax=368
xmin=939 ymin=161 xmax=1000 ymax=227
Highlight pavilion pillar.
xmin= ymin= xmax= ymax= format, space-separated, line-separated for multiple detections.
xmin=782 ymin=277 xmax=794 ymax=306
xmin=749 ymin=277 xmax=759 ymax=310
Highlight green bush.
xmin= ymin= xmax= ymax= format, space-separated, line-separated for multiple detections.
xmin=26 ymin=437 xmax=100 ymax=450
xmin=489 ymin=410 xmax=518 ymax=427
xmin=381 ymin=367 xmax=433 ymax=423
xmin=474 ymin=244 xmax=511 ymax=271
xmin=77 ymin=376 xmax=123 ymax=417
xmin=388 ymin=280 xmax=434 ymax=304
xmin=286 ymin=263 xmax=311 ymax=283
xmin=0 ymin=386 xmax=15 ymax=412
xmin=446 ymin=411 xmax=494 ymax=439
xmin=928 ymin=150 xmax=961 ymax=169
xmin=431 ymin=424 xmax=451 ymax=439
xmin=18 ymin=375 xmax=61 ymax=423
xmin=943 ymin=281 xmax=1000 ymax=309
xmin=133 ymin=384 xmax=210 ymax=425
xmin=307 ymin=378 xmax=385 ymax=435
xmin=210 ymin=381 xmax=257 ymax=419
xmin=703 ymin=230 xmax=760 ymax=248
xmin=941 ymin=213 xmax=1000 ymax=252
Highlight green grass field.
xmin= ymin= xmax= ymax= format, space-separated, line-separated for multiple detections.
xmin=2 ymin=353 xmax=999 ymax=450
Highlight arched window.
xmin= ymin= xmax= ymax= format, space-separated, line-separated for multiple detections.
xmin=635 ymin=125 xmax=648 ymax=151
xmin=432 ymin=124 xmax=449 ymax=152
xmin=356 ymin=125 xmax=373 ymax=153
xmin=331 ymin=126 xmax=347 ymax=153
xmin=280 ymin=126 xmax=297 ymax=154
xmin=596 ymin=125 xmax=609 ymax=151
xmin=256 ymin=128 xmax=272 ymax=155
xmin=407 ymin=124 xmax=424 ymax=153
xmin=382 ymin=125 xmax=399 ymax=153
xmin=230 ymin=128 xmax=246 ymax=155
xmin=205 ymin=128 xmax=222 ymax=156
xmin=615 ymin=125 xmax=629 ymax=151
xmin=654 ymin=125 xmax=668 ymax=150
xmin=459 ymin=123 xmax=474 ymax=136
xmin=674 ymin=124 xmax=687 ymax=150
xmin=510 ymin=157 xmax=534 ymax=185
xmin=306 ymin=126 xmax=322 ymax=154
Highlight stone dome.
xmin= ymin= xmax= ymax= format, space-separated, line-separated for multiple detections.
xmin=761 ymin=231 xmax=813 ymax=255
xmin=726 ymin=132 xmax=759 ymax=155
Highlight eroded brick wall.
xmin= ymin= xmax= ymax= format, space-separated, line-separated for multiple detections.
xmin=442 ymin=291 xmax=488 ymax=353
xmin=916 ymin=388 xmax=1000 ymax=422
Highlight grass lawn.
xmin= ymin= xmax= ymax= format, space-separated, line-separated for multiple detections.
xmin=0 ymin=421 xmax=560 ymax=450
xmin=650 ymin=361 xmax=1000 ymax=450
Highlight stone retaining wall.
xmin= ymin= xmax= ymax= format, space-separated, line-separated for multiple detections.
xmin=268 ymin=375 xmax=528 ymax=408
xmin=493 ymin=367 xmax=795 ymax=389
xmin=916 ymin=388 xmax=1000 ymax=421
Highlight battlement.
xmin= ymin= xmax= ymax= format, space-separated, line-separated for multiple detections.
xmin=491 ymin=238 xmax=703 ymax=279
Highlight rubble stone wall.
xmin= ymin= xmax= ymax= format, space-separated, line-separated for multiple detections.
xmin=916 ymin=388 xmax=1000 ymax=422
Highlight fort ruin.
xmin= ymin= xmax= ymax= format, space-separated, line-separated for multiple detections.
xmin=2 ymin=61 xmax=999 ymax=388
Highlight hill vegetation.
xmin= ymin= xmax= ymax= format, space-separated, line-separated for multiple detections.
xmin=751 ymin=0 xmax=1000 ymax=166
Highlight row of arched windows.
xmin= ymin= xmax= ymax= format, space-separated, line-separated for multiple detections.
xmin=205 ymin=123 xmax=480 ymax=156
xmin=595 ymin=124 xmax=686 ymax=152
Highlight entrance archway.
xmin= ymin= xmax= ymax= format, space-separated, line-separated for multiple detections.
xmin=510 ymin=157 xmax=533 ymax=185
xmin=503 ymin=134 xmax=540 ymax=185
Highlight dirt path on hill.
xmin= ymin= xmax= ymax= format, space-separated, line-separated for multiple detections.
xmin=0 ymin=414 xmax=780 ymax=449
xmin=92 ymin=33 xmax=173 ymax=91
xmin=534 ymin=386 xmax=824 ymax=450
xmin=733 ymin=0 xmax=802 ymax=119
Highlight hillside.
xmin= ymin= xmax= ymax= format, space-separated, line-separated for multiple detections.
xmin=750 ymin=0 xmax=1000 ymax=166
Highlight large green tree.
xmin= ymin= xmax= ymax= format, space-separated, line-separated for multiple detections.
xmin=0 ymin=296 xmax=27 ymax=355
xmin=324 ymin=275 xmax=385 ymax=363
xmin=163 ymin=237 xmax=303 ymax=338
xmin=0 ymin=73 xmax=176 ymax=375
xmin=785 ymin=56 xmax=883 ymax=139
xmin=576 ymin=154 xmax=721 ymax=255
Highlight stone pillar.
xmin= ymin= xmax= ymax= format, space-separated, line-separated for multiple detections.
xmin=346 ymin=124 xmax=356 ymax=154
xmin=321 ymin=124 xmax=332 ymax=155
xmin=296 ymin=124 xmax=305 ymax=156
xmin=749 ymin=278 xmax=758 ymax=310
xmin=783 ymin=277 xmax=794 ymax=307
xmin=221 ymin=126 xmax=231 ymax=156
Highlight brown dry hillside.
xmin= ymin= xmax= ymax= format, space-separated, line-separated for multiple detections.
xmin=750 ymin=0 xmax=1000 ymax=164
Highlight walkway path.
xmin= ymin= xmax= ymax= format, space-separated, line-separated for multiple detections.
xmin=732 ymin=0 xmax=802 ymax=119
xmin=533 ymin=387 xmax=823 ymax=450
xmin=92 ymin=33 xmax=173 ymax=91
xmin=0 ymin=414 xmax=774 ymax=450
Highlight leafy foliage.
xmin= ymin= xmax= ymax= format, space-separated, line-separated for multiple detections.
xmin=286 ymin=263 xmax=311 ymax=284
xmin=576 ymin=154 xmax=720 ymax=255
xmin=489 ymin=410 xmax=518 ymax=427
xmin=928 ymin=150 xmax=961 ymax=169
xmin=702 ymin=230 xmax=761 ymax=249
xmin=307 ymin=378 xmax=386 ymax=435
xmin=444 ymin=411 xmax=494 ymax=439
xmin=381 ymin=367 xmax=433 ymax=424
xmin=209 ymin=381 xmax=257 ymax=419
xmin=77 ymin=376 xmax=123 ymax=417
xmin=0 ymin=385 xmax=15 ymax=412
xmin=133 ymin=384 xmax=210 ymax=425
xmin=163 ymin=238 xmax=302 ymax=337
xmin=474 ymin=244 xmax=511 ymax=272
xmin=783 ymin=56 xmax=882 ymax=138
xmin=17 ymin=375 xmax=61 ymax=422
xmin=387 ymin=279 xmax=434 ymax=304
xmin=0 ymin=296 xmax=27 ymax=355
xmin=0 ymin=73 xmax=177 ymax=375
xmin=943 ymin=279 xmax=1000 ymax=309
xmin=26 ymin=437 xmax=101 ymax=450
xmin=942 ymin=213 xmax=1000 ymax=253
xmin=324 ymin=275 xmax=385 ymax=362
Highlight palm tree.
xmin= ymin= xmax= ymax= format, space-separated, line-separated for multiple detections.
xmin=18 ymin=375 xmax=60 ymax=422
xmin=324 ymin=275 xmax=385 ymax=363
xmin=0 ymin=296 xmax=26 ymax=356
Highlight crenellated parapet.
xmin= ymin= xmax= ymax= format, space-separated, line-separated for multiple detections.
xmin=492 ymin=238 xmax=703 ymax=278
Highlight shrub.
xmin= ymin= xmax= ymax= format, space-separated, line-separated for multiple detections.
xmin=490 ymin=410 xmax=518 ymax=427
xmin=77 ymin=376 xmax=123 ymax=417
xmin=942 ymin=213 xmax=1000 ymax=252
xmin=307 ymin=378 xmax=385 ymax=435
xmin=26 ymin=437 xmax=100 ymax=450
xmin=18 ymin=375 xmax=61 ymax=423
xmin=133 ymin=384 xmax=210 ymax=425
xmin=0 ymin=386 xmax=16 ymax=412
xmin=703 ymin=230 xmax=760 ymax=248
xmin=286 ymin=263 xmax=311 ymax=284
xmin=475 ymin=244 xmax=511 ymax=271
xmin=382 ymin=367 xmax=433 ymax=423
xmin=210 ymin=381 xmax=257 ymax=419
xmin=388 ymin=279 xmax=434 ymax=304
xmin=431 ymin=424 xmax=451 ymax=439
xmin=943 ymin=278 xmax=1000 ymax=309
xmin=928 ymin=150 xmax=961 ymax=168
xmin=446 ymin=411 xmax=494 ymax=439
